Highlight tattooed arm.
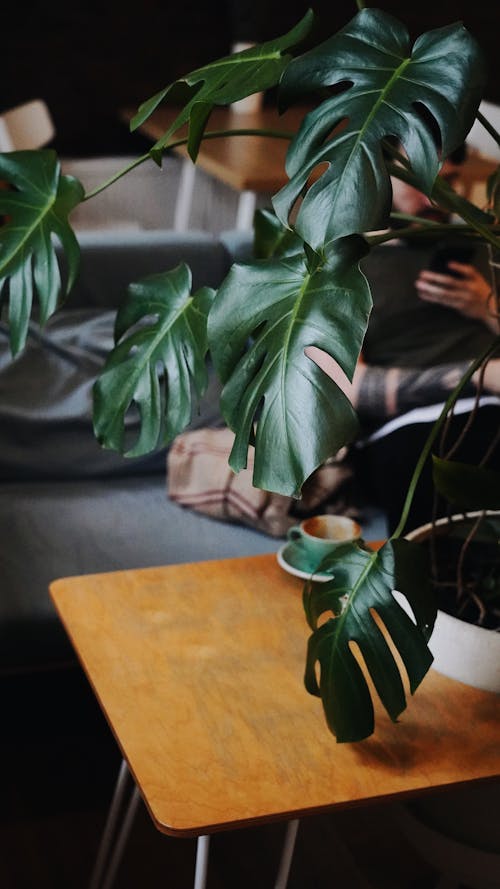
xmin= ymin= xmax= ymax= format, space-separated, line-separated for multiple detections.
xmin=352 ymin=360 xmax=480 ymax=420
xmin=305 ymin=347 xmax=500 ymax=421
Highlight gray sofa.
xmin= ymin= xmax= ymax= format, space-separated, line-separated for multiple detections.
xmin=0 ymin=229 xmax=388 ymax=674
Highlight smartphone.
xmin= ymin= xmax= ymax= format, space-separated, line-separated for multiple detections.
xmin=428 ymin=245 xmax=475 ymax=278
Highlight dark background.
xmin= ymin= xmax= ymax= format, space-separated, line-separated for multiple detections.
xmin=2 ymin=1 xmax=498 ymax=156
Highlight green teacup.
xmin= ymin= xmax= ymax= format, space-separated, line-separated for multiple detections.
xmin=287 ymin=514 xmax=361 ymax=568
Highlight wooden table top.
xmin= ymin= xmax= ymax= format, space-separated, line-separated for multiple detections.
xmin=50 ymin=553 xmax=499 ymax=838
xmin=121 ymin=104 xmax=310 ymax=193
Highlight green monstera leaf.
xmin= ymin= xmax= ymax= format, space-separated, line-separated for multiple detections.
xmin=208 ymin=236 xmax=371 ymax=497
xmin=130 ymin=11 xmax=313 ymax=161
xmin=0 ymin=150 xmax=84 ymax=354
xmin=433 ymin=455 xmax=500 ymax=511
xmin=273 ymin=8 xmax=485 ymax=249
xmin=253 ymin=208 xmax=303 ymax=259
xmin=303 ymin=538 xmax=436 ymax=743
xmin=93 ymin=265 xmax=214 ymax=456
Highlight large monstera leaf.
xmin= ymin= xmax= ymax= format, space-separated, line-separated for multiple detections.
xmin=130 ymin=11 xmax=313 ymax=161
xmin=93 ymin=265 xmax=214 ymax=456
xmin=303 ymin=538 xmax=436 ymax=742
xmin=208 ymin=236 xmax=371 ymax=497
xmin=0 ymin=150 xmax=83 ymax=354
xmin=273 ymin=8 xmax=486 ymax=249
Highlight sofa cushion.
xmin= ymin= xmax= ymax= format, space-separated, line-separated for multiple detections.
xmin=61 ymin=229 xmax=231 ymax=310
xmin=0 ymin=307 xmax=224 ymax=481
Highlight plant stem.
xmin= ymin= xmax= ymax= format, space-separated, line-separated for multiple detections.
xmin=391 ymin=337 xmax=500 ymax=539
xmin=83 ymin=127 xmax=295 ymax=201
xmin=476 ymin=110 xmax=500 ymax=151
xmin=365 ymin=220 xmax=500 ymax=248
xmin=83 ymin=153 xmax=151 ymax=201
xmin=167 ymin=127 xmax=295 ymax=149
xmin=388 ymin=160 xmax=500 ymax=251
xmin=456 ymin=512 xmax=485 ymax=603
xmin=441 ymin=363 xmax=484 ymax=462
xmin=432 ymin=177 xmax=500 ymax=249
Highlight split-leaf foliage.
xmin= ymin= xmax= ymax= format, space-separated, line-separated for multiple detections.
xmin=1 ymin=6 xmax=499 ymax=741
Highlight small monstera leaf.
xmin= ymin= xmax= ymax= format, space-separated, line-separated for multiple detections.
xmin=93 ymin=265 xmax=214 ymax=457
xmin=273 ymin=8 xmax=485 ymax=249
xmin=303 ymin=538 xmax=436 ymax=743
xmin=0 ymin=150 xmax=84 ymax=354
xmin=208 ymin=236 xmax=371 ymax=497
xmin=433 ymin=455 xmax=500 ymax=511
xmin=130 ymin=11 xmax=313 ymax=162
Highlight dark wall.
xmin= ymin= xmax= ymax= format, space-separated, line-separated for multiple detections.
xmin=2 ymin=1 xmax=498 ymax=156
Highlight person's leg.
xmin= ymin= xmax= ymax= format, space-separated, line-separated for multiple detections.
xmin=353 ymin=404 xmax=500 ymax=536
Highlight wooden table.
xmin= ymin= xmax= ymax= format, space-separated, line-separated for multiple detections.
xmin=121 ymin=105 xmax=309 ymax=230
xmin=50 ymin=553 xmax=500 ymax=888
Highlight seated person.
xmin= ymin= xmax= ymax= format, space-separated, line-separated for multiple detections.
xmin=310 ymin=146 xmax=500 ymax=533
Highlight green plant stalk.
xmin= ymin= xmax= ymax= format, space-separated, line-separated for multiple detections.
xmin=83 ymin=152 xmax=151 ymax=201
xmin=433 ymin=179 xmax=500 ymax=249
xmin=367 ymin=144 xmax=500 ymax=247
xmin=366 ymin=220 xmax=500 ymax=248
xmin=476 ymin=110 xmax=500 ymax=151
xmin=387 ymin=161 xmax=500 ymax=250
xmin=83 ymin=127 xmax=295 ymax=201
xmin=392 ymin=337 xmax=500 ymax=540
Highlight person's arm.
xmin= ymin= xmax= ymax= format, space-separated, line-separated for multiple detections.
xmin=306 ymin=347 xmax=494 ymax=422
xmin=474 ymin=358 xmax=500 ymax=395
xmin=352 ymin=361 xmax=476 ymax=419
xmin=415 ymin=263 xmax=500 ymax=334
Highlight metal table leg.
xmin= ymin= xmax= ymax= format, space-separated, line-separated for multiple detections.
xmin=193 ymin=835 xmax=211 ymax=889
xmin=100 ymin=784 xmax=141 ymax=889
xmin=88 ymin=759 xmax=131 ymax=889
xmin=89 ymin=763 xmax=297 ymax=889
xmin=274 ymin=819 xmax=300 ymax=889
xmin=87 ymin=758 xmax=140 ymax=889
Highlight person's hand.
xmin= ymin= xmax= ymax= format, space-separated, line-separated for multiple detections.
xmin=416 ymin=264 xmax=499 ymax=333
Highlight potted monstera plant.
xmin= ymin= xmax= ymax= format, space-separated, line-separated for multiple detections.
xmin=0 ymin=2 xmax=499 ymax=745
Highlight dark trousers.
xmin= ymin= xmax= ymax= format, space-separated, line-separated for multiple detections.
xmin=353 ymin=403 xmax=500 ymax=536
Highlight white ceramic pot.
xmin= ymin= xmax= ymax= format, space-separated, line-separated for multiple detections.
xmin=394 ymin=514 xmax=500 ymax=888
xmin=404 ymin=512 xmax=500 ymax=693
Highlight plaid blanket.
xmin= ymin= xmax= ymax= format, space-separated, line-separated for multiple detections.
xmin=167 ymin=427 xmax=355 ymax=537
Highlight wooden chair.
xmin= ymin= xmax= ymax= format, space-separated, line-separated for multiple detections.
xmin=0 ymin=99 xmax=55 ymax=151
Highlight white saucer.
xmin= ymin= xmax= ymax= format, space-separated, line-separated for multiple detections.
xmin=276 ymin=542 xmax=333 ymax=583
